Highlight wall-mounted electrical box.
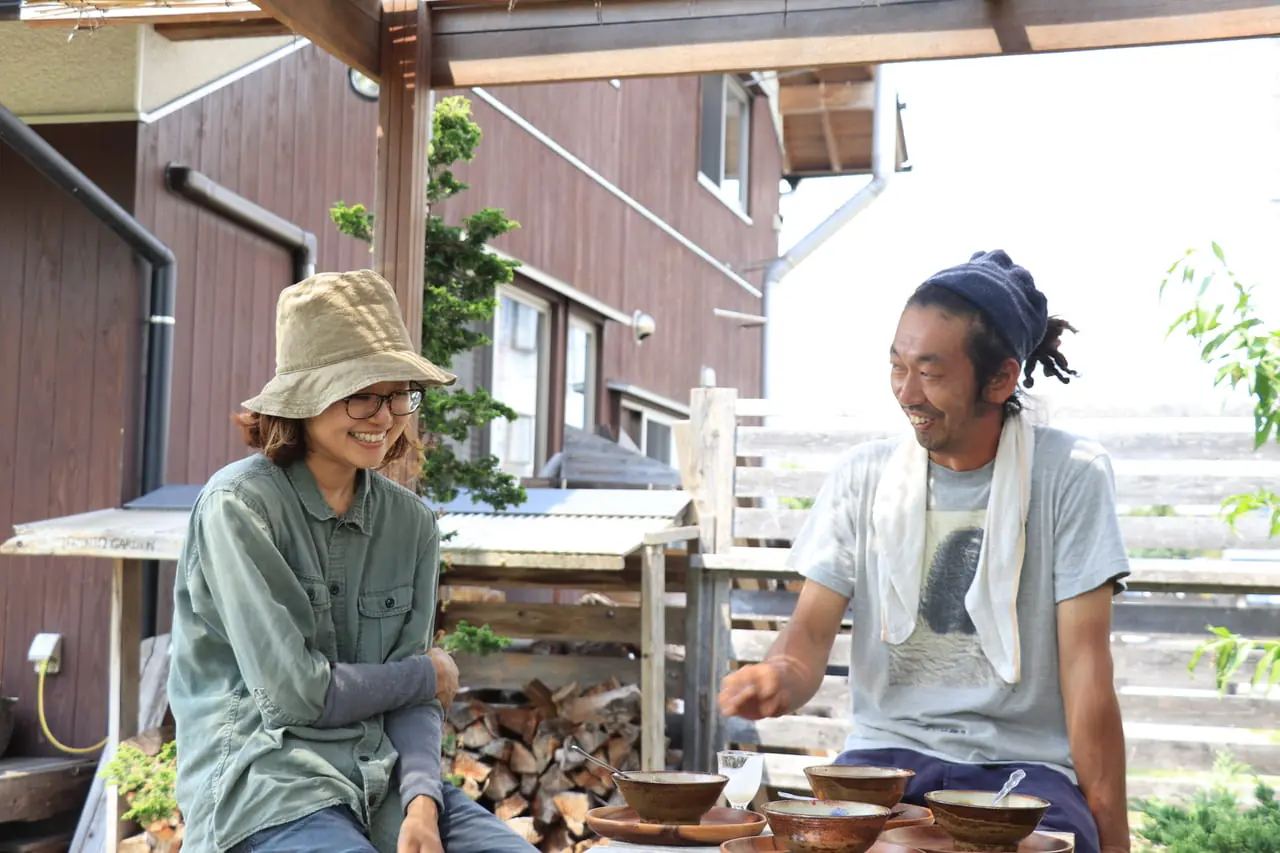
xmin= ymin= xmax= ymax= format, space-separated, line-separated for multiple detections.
xmin=28 ymin=632 xmax=63 ymax=674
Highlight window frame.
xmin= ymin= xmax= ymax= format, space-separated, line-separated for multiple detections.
xmin=621 ymin=401 xmax=679 ymax=469
xmin=565 ymin=313 xmax=599 ymax=433
xmin=698 ymin=73 xmax=753 ymax=221
xmin=489 ymin=285 xmax=553 ymax=478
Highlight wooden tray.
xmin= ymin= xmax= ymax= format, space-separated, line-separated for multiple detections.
xmin=587 ymin=805 xmax=767 ymax=846
xmin=880 ymin=826 xmax=1073 ymax=853
xmin=721 ymin=837 xmax=920 ymax=853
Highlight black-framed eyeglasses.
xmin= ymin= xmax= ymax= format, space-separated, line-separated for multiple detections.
xmin=343 ymin=387 xmax=424 ymax=420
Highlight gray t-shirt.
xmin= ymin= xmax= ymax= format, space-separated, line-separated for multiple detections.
xmin=787 ymin=425 xmax=1131 ymax=783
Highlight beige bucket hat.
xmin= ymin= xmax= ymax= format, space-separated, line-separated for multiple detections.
xmin=242 ymin=269 xmax=455 ymax=419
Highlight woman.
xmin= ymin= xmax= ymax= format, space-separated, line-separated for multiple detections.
xmin=168 ymin=269 xmax=536 ymax=853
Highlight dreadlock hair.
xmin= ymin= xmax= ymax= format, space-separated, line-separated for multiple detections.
xmin=906 ymin=283 xmax=1079 ymax=417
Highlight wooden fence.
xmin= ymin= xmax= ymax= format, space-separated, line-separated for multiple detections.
xmin=677 ymin=387 xmax=1280 ymax=801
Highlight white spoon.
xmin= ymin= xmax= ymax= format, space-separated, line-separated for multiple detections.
xmin=991 ymin=768 xmax=1026 ymax=806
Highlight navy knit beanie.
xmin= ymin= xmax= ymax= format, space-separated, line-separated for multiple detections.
xmin=922 ymin=249 xmax=1048 ymax=364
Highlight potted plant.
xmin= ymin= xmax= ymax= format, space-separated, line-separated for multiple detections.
xmin=101 ymin=739 xmax=183 ymax=852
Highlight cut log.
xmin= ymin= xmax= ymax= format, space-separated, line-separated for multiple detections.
xmin=573 ymin=839 xmax=604 ymax=853
xmin=452 ymin=751 xmax=492 ymax=784
xmin=523 ymin=679 xmax=557 ymax=716
xmin=481 ymin=737 xmax=514 ymax=764
xmin=519 ymin=773 xmax=540 ymax=798
xmin=496 ymin=793 xmax=530 ymax=822
xmin=551 ymin=682 xmax=582 ymax=706
xmin=460 ymin=719 xmax=496 ymax=750
xmin=505 ymin=817 xmax=543 ymax=846
xmin=541 ymin=824 xmax=574 ymax=853
xmin=461 ymin=776 xmax=483 ymax=800
xmin=532 ymin=791 xmax=561 ymax=826
xmin=554 ymin=791 xmax=592 ymax=838
xmin=531 ymin=732 xmax=561 ymax=774
xmin=538 ymin=765 xmax=573 ymax=797
xmin=569 ymin=768 xmax=610 ymax=799
xmin=606 ymin=736 xmax=631 ymax=770
xmin=510 ymin=741 xmax=540 ymax=775
xmin=569 ymin=722 xmax=606 ymax=756
xmin=447 ymin=699 xmax=487 ymax=731
xmin=582 ymin=676 xmax=622 ymax=697
xmin=484 ymin=762 xmax=520 ymax=803
xmin=608 ymin=721 xmax=640 ymax=745
xmin=563 ymin=685 xmax=641 ymax=726
xmin=498 ymin=706 xmax=542 ymax=744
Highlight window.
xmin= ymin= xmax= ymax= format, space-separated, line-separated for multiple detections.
xmin=490 ymin=290 xmax=550 ymax=478
xmin=622 ymin=403 xmax=679 ymax=469
xmin=565 ymin=318 xmax=596 ymax=431
xmin=699 ymin=74 xmax=752 ymax=214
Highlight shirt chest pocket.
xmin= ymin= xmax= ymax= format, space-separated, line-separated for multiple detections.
xmin=357 ymin=584 xmax=414 ymax=663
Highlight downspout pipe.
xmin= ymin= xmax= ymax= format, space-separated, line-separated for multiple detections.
xmin=166 ymin=165 xmax=317 ymax=281
xmin=0 ymin=102 xmax=177 ymax=640
xmin=761 ymin=66 xmax=899 ymax=402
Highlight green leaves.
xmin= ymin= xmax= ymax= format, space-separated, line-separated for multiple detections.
xmin=1132 ymin=754 xmax=1280 ymax=853
xmin=1161 ymin=242 xmax=1279 ymax=696
xmin=438 ymin=620 xmax=513 ymax=656
xmin=100 ymin=740 xmax=179 ymax=828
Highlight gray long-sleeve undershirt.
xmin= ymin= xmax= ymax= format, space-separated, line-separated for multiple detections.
xmin=315 ymin=655 xmax=437 ymax=728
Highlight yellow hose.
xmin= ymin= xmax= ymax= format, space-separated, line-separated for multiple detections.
xmin=37 ymin=659 xmax=107 ymax=754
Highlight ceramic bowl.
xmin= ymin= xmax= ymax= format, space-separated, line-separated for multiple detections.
xmin=760 ymin=798 xmax=892 ymax=853
xmin=613 ymin=771 xmax=729 ymax=823
xmin=804 ymin=765 xmax=916 ymax=808
xmin=924 ymin=790 xmax=1050 ymax=852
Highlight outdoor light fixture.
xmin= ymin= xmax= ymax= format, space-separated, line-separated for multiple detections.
xmin=348 ymin=68 xmax=380 ymax=102
xmin=632 ymin=310 xmax=656 ymax=343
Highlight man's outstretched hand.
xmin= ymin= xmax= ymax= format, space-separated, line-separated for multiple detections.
xmin=718 ymin=659 xmax=791 ymax=720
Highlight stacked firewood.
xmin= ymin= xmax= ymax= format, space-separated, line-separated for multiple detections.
xmin=442 ymin=677 xmax=651 ymax=853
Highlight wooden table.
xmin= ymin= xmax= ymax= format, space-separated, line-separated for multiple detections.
xmin=598 ymin=829 xmax=1077 ymax=851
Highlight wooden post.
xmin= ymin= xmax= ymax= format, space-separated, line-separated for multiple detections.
xmin=640 ymin=543 xmax=665 ymax=771
xmin=682 ymin=388 xmax=738 ymax=770
xmin=105 ymin=560 xmax=142 ymax=853
xmin=375 ymin=0 xmax=431 ymax=490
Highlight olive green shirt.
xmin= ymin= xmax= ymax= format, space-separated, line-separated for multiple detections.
xmin=168 ymin=453 xmax=443 ymax=853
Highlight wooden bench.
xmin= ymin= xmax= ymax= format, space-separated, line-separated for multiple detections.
xmin=676 ymin=387 xmax=1280 ymax=800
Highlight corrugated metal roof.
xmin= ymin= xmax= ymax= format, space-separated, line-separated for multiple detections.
xmin=438 ymin=512 xmax=675 ymax=557
xmin=3 ymin=488 xmax=692 ymax=563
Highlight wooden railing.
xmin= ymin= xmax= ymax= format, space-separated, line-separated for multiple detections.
xmin=678 ymin=387 xmax=1280 ymax=799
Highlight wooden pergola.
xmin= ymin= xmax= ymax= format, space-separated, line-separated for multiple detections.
xmin=21 ymin=0 xmax=1280 ymax=322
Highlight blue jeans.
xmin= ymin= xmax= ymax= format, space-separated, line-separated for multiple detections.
xmin=835 ymin=747 xmax=1101 ymax=853
xmin=231 ymin=784 xmax=537 ymax=853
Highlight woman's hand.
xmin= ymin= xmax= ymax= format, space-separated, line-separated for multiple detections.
xmin=427 ymin=648 xmax=459 ymax=707
xmin=399 ymin=797 xmax=444 ymax=853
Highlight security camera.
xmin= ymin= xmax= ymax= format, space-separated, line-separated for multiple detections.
xmin=632 ymin=310 xmax=656 ymax=343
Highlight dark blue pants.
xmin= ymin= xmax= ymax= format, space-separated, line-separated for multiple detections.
xmin=835 ymin=747 xmax=1100 ymax=853
xmin=231 ymin=784 xmax=537 ymax=853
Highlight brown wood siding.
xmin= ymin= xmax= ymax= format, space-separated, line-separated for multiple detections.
xmin=0 ymin=122 xmax=142 ymax=757
xmin=437 ymin=76 xmax=781 ymax=407
xmin=0 ymin=47 xmax=376 ymax=756
xmin=135 ymin=46 xmax=379 ymax=634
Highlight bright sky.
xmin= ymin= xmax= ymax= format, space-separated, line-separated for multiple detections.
xmin=769 ymin=37 xmax=1280 ymax=426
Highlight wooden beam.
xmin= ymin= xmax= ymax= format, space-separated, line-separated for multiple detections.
xmin=779 ymin=82 xmax=874 ymax=115
xmin=429 ymin=0 xmax=1280 ymax=87
xmin=254 ymin=0 xmax=381 ymax=80
xmin=154 ymin=18 xmax=295 ymax=41
xmin=819 ymin=111 xmax=842 ymax=173
xmin=373 ymin=0 xmax=432 ymax=489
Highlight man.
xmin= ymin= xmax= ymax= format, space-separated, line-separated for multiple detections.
xmin=719 ymin=251 xmax=1131 ymax=853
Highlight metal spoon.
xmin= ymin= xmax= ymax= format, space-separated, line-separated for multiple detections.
xmin=991 ymin=769 xmax=1026 ymax=805
xmin=570 ymin=743 xmax=632 ymax=778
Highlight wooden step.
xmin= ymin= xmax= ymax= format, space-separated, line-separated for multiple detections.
xmin=0 ymin=757 xmax=97 ymax=824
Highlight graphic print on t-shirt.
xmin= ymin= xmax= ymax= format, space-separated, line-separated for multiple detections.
xmin=888 ymin=509 xmax=1000 ymax=688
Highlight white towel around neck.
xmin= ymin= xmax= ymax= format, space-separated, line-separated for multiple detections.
xmin=871 ymin=412 xmax=1035 ymax=684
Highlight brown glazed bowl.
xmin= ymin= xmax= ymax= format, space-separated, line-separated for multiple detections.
xmin=804 ymin=765 xmax=916 ymax=808
xmin=613 ymin=771 xmax=729 ymax=824
xmin=760 ymin=799 xmax=893 ymax=853
xmin=924 ymin=790 xmax=1050 ymax=851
